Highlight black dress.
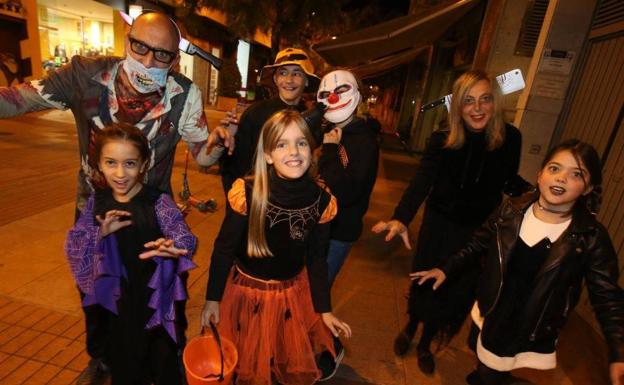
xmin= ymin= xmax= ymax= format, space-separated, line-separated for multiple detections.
xmin=94 ymin=187 xmax=184 ymax=385
xmin=205 ymin=173 xmax=337 ymax=385
xmin=207 ymin=171 xmax=333 ymax=311
xmin=392 ymin=124 xmax=522 ymax=341
xmin=480 ymin=238 xmax=555 ymax=357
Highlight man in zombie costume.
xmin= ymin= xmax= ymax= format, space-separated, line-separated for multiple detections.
xmin=0 ymin=12 xmax=231 ymax=212
xmin=0 ymin=11 xmax=232 ymax=385
xmin=219 ymin=47 xmax=320 ymax=193
xmin=317 ymin=69 xmax=380 ymax=286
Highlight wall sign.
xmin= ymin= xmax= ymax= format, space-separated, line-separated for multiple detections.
xmin=533 ymin=48 xmax=576 ymax=99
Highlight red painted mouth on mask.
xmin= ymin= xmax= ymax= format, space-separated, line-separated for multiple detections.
xmin=327 ymin=99 xmax=351 ymax=111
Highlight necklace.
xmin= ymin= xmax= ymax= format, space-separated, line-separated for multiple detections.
xmin=536 ymin=200 xmax=571 ymax=216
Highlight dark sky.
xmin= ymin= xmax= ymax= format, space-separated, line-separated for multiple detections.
xmin=342 ymin=0 xmax=411 ymax=29
xmin=343 ymin=0 xmax=411 ymax=17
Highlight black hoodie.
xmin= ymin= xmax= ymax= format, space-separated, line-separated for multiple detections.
xmin=319 ymin=116 xmax=380 ymax=241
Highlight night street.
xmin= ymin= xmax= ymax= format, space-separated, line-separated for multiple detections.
xmin=0 ymin=109 xmax=611 ymax=384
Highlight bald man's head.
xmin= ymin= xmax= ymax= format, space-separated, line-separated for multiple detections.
xmin=130 ymin=12 xmax=180 ymax=52
xmin=126 ymin=11 xmax=180 ymax=69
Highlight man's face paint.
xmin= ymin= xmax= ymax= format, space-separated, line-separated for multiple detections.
xmin=317 ymin=70 xmax=361 ymax=124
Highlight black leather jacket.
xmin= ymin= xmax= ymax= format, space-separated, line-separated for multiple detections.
xmin=441 ymin=192 xmax=624 ymax=362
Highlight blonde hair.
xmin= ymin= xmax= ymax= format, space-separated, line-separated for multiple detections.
xmin=247 ymin=110 xmax=317 ymax=257
xmin=445 ymin=70 xmax=505 ymax=150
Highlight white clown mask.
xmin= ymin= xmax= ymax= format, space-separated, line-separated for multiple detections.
xmin=317 ymin=70 xmax=361 ymax=124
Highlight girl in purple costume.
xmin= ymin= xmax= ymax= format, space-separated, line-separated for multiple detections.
xmin=65 ymin=122 xmax=196 ymax=385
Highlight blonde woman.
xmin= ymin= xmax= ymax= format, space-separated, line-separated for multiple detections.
xmin=372 ymin=70 xmax=522 ymax=374
xmin=202 ymin=110 xmax=351 ymax=385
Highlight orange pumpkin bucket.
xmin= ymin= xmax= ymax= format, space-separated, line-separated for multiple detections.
xmin=183 ymin=322 xmax=238 ymax=384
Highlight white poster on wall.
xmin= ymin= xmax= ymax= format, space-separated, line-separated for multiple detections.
xmin=533 ymin=49 xmax=576 ymax=99
xmin=539 ymin=49 xmax=575 ymax=75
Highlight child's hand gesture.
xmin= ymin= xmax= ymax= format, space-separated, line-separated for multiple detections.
xmin=611 ymin=362 xmax=624 ymax=385
xmin=371 ymin=219 xmax=412 ymax=250
xmin=321 ymin=313 xmax=352 ymax=338
xmin=139 ymin=238 xmax=188 ymax=259
xmin=409 ymin=268 xmax=447 ymax=290
xmin=97 ymin=210 xmax=132 ymax=237
xmin=201 ymin=300 xmax=220 ymax=326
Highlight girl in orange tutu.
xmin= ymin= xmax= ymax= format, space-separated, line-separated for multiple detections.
xmin=201 ymin=109 xmax=352 ymax=385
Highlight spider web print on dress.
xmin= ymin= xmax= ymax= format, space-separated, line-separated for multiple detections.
xmin=266 ymin=193 xmax=322 ymax=240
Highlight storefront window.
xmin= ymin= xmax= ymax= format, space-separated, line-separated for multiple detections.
xmin=37 ymin=0 xmax=119 ymax=71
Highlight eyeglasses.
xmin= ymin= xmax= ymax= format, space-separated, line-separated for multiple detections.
xmin=128 ymin=36 xmax=177 ymax=64
xmin=463 ymin=94 xmax=493 ymax=106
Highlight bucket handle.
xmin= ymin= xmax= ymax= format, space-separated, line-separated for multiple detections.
xmin=201 ymin=321 xmax=225 ymax=382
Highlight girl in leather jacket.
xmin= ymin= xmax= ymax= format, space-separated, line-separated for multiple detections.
xmin=413 ymin=139 xmax=624 ymax=385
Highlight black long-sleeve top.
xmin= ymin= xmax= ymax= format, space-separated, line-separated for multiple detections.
xmin=206 ymin=173 xmax=337 ymax=313
xmin=319 ymin=117 xmax=380 ymax=242
xmin=393 ymin=124 xmax=522 ymax=227
xmin=220 ymin=97 xmax=306 ymax=192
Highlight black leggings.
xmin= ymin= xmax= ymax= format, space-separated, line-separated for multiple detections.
xmin=80 ymin=292 xmax=111 ymax=363
xmin=473 ymin=361 xmax=510 ymax=385
xmin=109 ymin=327 xmax=183 ymax=385
xmin=404 ymin=317 xmax=439 ymax=352
xmin=77 ymin=209 xmax=111 ymax=364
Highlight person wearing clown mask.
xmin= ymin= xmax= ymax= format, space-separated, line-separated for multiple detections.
xmin=0 ymin=10 xmax=233 ymax=385
xmin=318 ymin=69 xmax=380 ymax=286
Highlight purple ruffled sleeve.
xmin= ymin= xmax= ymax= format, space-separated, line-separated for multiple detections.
xmin=65 ymin=195 xmax=125 ymax=313
xmin=65 ymin=195 xmax=100 ymax=294
xmin=145 ymin=193 xmax=197 ymax=342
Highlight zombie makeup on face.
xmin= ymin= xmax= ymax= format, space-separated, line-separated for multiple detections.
xmin=461 ymin=79 xmax=494 ymax=132
xmin=537 ymin=149 xmax=593 ymax=215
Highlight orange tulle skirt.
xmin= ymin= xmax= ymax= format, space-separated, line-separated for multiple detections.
xmin=218 ymin=267 xmax=335 ymax=385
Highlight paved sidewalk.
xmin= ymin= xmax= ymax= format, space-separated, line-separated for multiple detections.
xmin=0 ymin=109 xmax=612 ymax=384
xmin=0 ymin=296 xmax=86 ymax=384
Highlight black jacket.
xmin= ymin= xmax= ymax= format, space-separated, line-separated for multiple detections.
xmin=441 ymin=192 xmax=624 ymax=362
xmin=393 ymin=124 xmax=522 ymax=227
xmin=220 ymin=97 xmax=305 ymax=192
xmin=319 ymin=117 xmax=380 ymax=241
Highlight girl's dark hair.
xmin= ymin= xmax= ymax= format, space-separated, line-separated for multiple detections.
xmin=541 ymin=139 xmax=602 ymax=214
xmin=93 ymin=123 xmax=150 ymax=186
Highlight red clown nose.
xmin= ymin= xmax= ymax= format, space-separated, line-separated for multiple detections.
xmin=328 ymin=93 xmax=339 ymax=104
